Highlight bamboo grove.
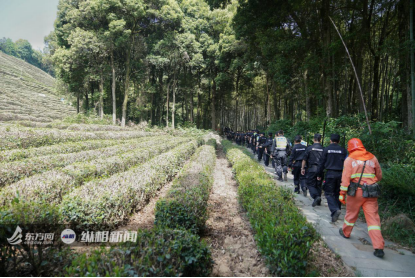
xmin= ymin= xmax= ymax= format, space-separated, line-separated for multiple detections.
xmin=46 ymin=0 xmax=414 ymax=131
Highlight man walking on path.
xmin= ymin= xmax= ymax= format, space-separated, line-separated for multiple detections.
xmin=339 ymin=138 xmax=385 ymax=258
xmin=302 ymin=133 xmax=324 ymax=207
xmin=257 ymin=132 xmax=267 ymax=162
xmin=289 ymin=135 xmax=307 ymax=195
xmin=263 ymin=132 xmax=273 ymax=167
xmin=317 ymin=134 xmax=347 ymax=222
xmin=271 ymin=130 xmax=290 ymax=182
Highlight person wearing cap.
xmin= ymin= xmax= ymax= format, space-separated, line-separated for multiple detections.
xmin=339 ymin=138 xmax=384 ymax=258
xmin=251 ymin=132 xmax=257 ymax=153
xmin=289 ymin=135 xmax=307 ymax=195
xmin=271 ymin=130 xmax=290 ymax=181
xmin=317 ymin=134 xmax=347 ymax=222
xmin=263 ymin=132 xmax=274 ymax=167
xmin=301 ymin=133 xmax=324 ymax=206
xmin=257 ymin=132 xmax=267 ymax=161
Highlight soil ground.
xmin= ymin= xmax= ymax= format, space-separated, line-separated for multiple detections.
xmin=117 ymin=177 xmax=176 ymax=232
xmin=204 ymin=145 xmax=269 ymax=277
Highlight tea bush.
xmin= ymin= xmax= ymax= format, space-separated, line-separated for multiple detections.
xmin=61 ymin=140 xmax=199 ymax=229
xmin=0 ymin=201 xmax=74 ymax=276
xmin=222 ymin=140 xmax=317 ymax=276
xmin=0 ymin=138 xmax=122 ymax=163
xmin=155 ymin=140 xmax=216 ymax=234
xmin=0 ymin=137 xmax=154 ymax=187
xmin=0 ymin=124 xmax=157 ymax=151
xmin=63 ymin=228 xmax=212 ymax=277
xmin=0 ymin=137 xmax=187 ymax=207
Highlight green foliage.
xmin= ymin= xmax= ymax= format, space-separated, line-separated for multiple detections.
xmin=0 ymin=201 xmax=74 ymax=276
xmin=155 ymin=144 xmax=216 ymax=234
xmin=60 ymin=113 xmax=113 ymax=125
xmin=381 ymin=164 xmax=415 ymax=199
xmin=60 ymin=141 xmax=198 ymax=230
xmin=63 ymin=228 xmax=212 ymax=277
xmin=0 ymin=37 xmax=54 ymax=75
xmin=222 ymin=140 xmax=317 ymax=276
xmin=377 ymin=164 xmax=415 ymax=248
xmin=266 ymin=115 xmax=415 ymax=165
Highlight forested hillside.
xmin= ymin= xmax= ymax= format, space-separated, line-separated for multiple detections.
xmin=47 ymin=0 xmax=414 ymax=133
xmin=0 ymin=38 xmax=54 ymax=76
xmin=0 ymin=51 xmax=75 ymax=123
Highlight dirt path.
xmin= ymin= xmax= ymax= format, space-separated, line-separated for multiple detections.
xmin=204 ymin=146 xmax=269 ymax=277
xmin=117 ymin=179 xmax=175 ymax=232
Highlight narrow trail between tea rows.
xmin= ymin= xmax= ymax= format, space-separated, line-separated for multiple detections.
xmin=117 ymin=176 xmax=177 ymax=232
xmin=204 ymin=145 xmax=269 ymax=277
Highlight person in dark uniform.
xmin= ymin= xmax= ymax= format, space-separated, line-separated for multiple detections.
xmin=301 ymin=133 xmax=324 ymax=207
xmin=257 ymin=132 xmax=267 ymax=162
xmin=289 ymin=135 xmax=307 ymax=195
xmin=271 ymin=130 xmax=290 ymax=182
xmin=317 ymin=134 xmax=347 ymax=222
xmin=263 ymin=133 xmax=273 ymax=167
xmin=251 ymin=132 xmax=257 ymax=153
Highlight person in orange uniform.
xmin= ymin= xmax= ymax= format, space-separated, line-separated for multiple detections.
xmin=338 ymin=138 xmax=385 ymax=258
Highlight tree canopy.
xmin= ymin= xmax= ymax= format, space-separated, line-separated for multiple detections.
xmin=44 ymin=0 xmax=413 ymax=132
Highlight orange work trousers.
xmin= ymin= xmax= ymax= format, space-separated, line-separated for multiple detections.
xmin=342 ymin=188 xmax=385 ymax=250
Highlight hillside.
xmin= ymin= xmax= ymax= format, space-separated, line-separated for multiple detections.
xmin=0 ymin=51 xmax=75 ymax=123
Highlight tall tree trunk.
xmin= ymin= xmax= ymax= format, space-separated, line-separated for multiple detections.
xmin=304 ymin=70 xmax=310 ymax=121
xmin=172 ymin=83 xmax=176 ymax=129
xmin=190 ymin=90 xmax=194 ymax=123
xmin=121 ymin=40 xmax=133 ymax=127
xmin=77 ymin=94 xmax=80 ymax=114
xmin=235 ymin=72 xmax=240 ymax=130
xmin=111 ymin=51 xmax=116 ymax=125
xmin=85 ymin=91 xmax=89 ymax=114
xmin=266 ymin=73 xmax=271 ymax=125
xmin=211 ymin=76 xmax=216 ymax=130
xmin=399 ymin=0 xmax=410 ymax=129
xmin=321 ymin=0 xmax=333 ymax=117
xmin=99 ymin=73 xmax=104 ymax=120
xmin=166 ymin=82 xmax=170 ymax=127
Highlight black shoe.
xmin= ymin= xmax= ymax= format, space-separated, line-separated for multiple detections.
xmin=312 ymin=196 xmax=321 ymax=207
xmin=339 ymin=228 xmax=349 ymax=239
xmin=374 ymin=249 xmax=384 ymax=258
xmin=277 ymin=177 xmax=283 ymax=182
xmin=303 ymin=189 xmax=307 ymax=197
xmin=332 ymin=210 xmax=341 ymax=222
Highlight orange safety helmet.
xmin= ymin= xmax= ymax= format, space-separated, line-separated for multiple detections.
xmin=347 ymin=138 xmax=364 ymax=152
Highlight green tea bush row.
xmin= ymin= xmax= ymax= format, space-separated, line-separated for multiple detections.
xmin=0 ymin=137 xmax=187 ymax=207
xmin=60 ymin=140 xmax=200 ymax=229
xmin=0 ymin=201 xmax=75 ymax=276
xmin=155 ymin=139 xmax=217 ymax=234
xmin=222 ymin=140 xmax=317 ymax=276
xmin=0 ymin=112 xmax=52 ymax=123
xmin=0 ymin=124 xmax=156 ymax=151
xmin=63 ymin=228 xmax=212 ymax=277
xmin=0 ymin=138 xmax=127 ymax=163
xmin=0 ymin=137 xmax=155 ymax=187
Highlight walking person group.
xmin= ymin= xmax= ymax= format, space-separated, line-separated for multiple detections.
xmin=224 ymin=127 xmax=385 ymax=258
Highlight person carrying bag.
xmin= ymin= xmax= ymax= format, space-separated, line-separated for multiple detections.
xmin=338 ymin=138 xmax=385 ymax=258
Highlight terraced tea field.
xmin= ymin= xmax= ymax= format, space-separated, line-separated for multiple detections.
xmin=0 ymin=52 xmax=76 ymax=123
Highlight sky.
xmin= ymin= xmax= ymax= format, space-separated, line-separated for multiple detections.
xmin=0 ymin=0 xmax=60 ymax=51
